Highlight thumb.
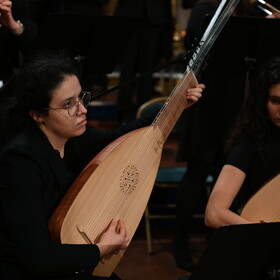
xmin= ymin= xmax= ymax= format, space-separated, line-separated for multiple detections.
xmin=108 ymin=218 xmax=119 ymax=232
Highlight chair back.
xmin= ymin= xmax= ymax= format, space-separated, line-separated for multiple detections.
xmin=137 ymin=97 xmax=167 ymax=119
xmin=137 ymin=97 xmax=186 ymax=135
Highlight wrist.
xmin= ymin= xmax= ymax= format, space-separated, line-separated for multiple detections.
xmin=97 ymin=244 xmax=107 ymax=260
xmin=11 ymin=20 xmax=24 ymax=36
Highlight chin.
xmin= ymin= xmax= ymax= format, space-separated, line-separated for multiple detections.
xmin=272 ymin=122 xmax=280 ymax=128
xmin=74 ymin=126 xmax=87 ymax=137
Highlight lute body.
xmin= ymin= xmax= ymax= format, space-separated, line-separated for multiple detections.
xmin=241 ymin=173 xmax=280 ymax=223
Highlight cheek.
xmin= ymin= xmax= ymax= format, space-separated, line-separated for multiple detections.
xmin=267 ymin=103 xmax=280 ymax=123
xmin=54 ymin=115 xmax=71 ymax=128
xmin=59 ymin=118 xmax=86 ymax=137
xmin=267 ymin=104 xmax=274 ymax=117
xmin=49 ymin=115 xmax=73 ymax=135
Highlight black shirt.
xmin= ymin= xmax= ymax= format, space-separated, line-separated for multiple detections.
xmin=226 ymin=123 xmax=280 ymax=211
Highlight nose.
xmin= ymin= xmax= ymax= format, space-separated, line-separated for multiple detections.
xmin=77 ymin=100 xmax=87 ymax=115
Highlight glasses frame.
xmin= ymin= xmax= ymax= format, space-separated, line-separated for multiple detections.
xmin=43 ymin=91 xmax=92 ymax=117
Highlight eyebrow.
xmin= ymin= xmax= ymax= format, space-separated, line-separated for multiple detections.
xmin=58 ymin=93 xmax=80 ymax=104
xmin=269 ymin=94 xmax=280 ymax=98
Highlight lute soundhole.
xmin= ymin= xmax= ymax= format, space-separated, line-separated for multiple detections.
xmin=120 ymin=165 xmax=139 ymax=194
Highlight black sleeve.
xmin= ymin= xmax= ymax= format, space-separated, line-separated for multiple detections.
xmin=0 ymin=146 xmax=100 ymax=277
xmin=182 ymin=0 xmax=199 ymax=9
xmin=12 ymin=0 xmax=38 ymax=54
xmin=225 ymin=138 xmax=255 ymax=174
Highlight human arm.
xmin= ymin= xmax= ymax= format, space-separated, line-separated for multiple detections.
xmin=205 ymin=164 xmax=253 ymax=229
xmin=0 ymin=0 xmax=24 ymax=34
xmin=0 ymin=0 xmax=37 ymax=52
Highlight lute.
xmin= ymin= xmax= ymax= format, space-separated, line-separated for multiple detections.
xmin=241 ymin=173 xmax=280 ymax=223
xmin=49 ymin=0 xmax=240 ymax=276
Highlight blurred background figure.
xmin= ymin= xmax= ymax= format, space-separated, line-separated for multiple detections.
xmin=114 ymin=0 xmax=174 ymax=123
xmin=55 ymin=0 xmax=112 ymax=93
xmin=182 ymin=0 xmax=219 ymax=51
xmin=173 ymin=0 xmax=219 ymax=272
xmin=0 ymin=0 xmax=37 ymax=94
xmin=24 ymin=0 xmax=58 ymax=27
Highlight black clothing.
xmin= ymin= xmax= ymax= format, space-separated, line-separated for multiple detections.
xmin=25 ymin=0 xmax=59 ymax=27
xmin=114 ymin=0 xmax=173 ymax=122
xmin=57 ymin=0 xmax=110 ymax=16
xmin=173 ymin=1 xmax=218 ymax=265
xmin=226 ymin=123 xmax=280 ymax=212
xmin=182 ymin=0 xmax=199 ymax=9
xmin=183 ymin=0 xmax=218 ymax=50
xmin=54 ymin=0 xmax=111 ymax=92
xmin=0 ymin=116 xmax=151 ymax=280
xmin=0 ymin=0 xmax=37 ymax=85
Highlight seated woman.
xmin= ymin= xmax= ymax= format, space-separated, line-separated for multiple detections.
xmin=0 ymin=49 xmax=204 ymax=280
xmin=205 ymin=56 xmax=280 ymax=229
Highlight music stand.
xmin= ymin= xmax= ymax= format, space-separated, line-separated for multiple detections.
xmin=189 ymin=222 xmax=280 ymax=280
xmin=34 ymin=14 xmax=139 ymax=74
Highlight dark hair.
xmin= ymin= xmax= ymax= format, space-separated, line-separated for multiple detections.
xmin=0 ymin=49 xmax=80 ymax=149
xmin=225 ymin=56 xmax=280 ymax=159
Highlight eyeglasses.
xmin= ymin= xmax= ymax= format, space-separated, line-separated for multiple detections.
xmin=43 ymin=91 xmax=92 ymax=117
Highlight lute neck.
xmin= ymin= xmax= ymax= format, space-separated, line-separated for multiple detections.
xmin=151 ymin=0 xmax=240 ymax=143
xmin=151 ymin=70 xmax=197 ymax=143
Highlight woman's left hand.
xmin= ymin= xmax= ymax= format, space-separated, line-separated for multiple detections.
xmin=185 ymin=83 xmax=205 ymax=108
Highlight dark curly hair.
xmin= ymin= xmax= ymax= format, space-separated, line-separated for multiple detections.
xmin=225 ymin=56 xmax=280 ymax=159
xmin=0 ymin=49 xmax=80 ymax=149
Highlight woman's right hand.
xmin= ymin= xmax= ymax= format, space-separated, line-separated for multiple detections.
xmin=0 ymin=0 xmax=23 ymax=34
xmin=96 ymin=218 xmax=129 ymax=260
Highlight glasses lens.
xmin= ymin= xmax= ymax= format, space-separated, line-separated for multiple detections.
xmin=67 ymin=92 xmax=92 ymax=116
xmin=80 ymin=91 xmax=92 ymax=108
xmin=68 ymin=101 xmax=78 ymax=116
